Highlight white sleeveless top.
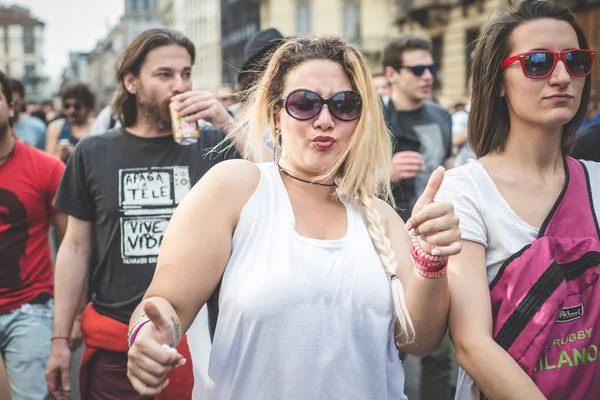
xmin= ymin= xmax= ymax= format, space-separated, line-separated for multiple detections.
xmin=190 ymin=162 xmax=407 ymax=400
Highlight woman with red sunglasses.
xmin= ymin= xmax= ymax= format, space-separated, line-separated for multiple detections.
xmin=125 ymin=36 xmax=462 ymax=399
xmin=435 ymin=1 xmax=600 ymax=399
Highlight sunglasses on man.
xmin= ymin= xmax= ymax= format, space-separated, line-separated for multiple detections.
xmin=502 ymin=49 xmax=595 ymax=79
xmin=63 ymin=101 xmax=83 ymax=112
xmin=398 ymin=64 xmax=437 ymax=77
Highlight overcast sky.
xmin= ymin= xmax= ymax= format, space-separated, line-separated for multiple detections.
xmin=8 ymin=0 xmax=125 ymax=79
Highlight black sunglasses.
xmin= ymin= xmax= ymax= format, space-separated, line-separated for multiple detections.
xmin=282 ymin=89 xmax=362 ymax=122
xmin=399 ymin=64 xmax=437 ymax=77
xmin=63 ymin=101 xmax=83 ymax=112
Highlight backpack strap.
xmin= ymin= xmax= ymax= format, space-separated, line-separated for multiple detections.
xmin=538 ymin=157 xmax=599 ymax=240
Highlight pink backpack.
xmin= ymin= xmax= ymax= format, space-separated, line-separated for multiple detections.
xmin=487 ymin=157 xmax=600 ymax=400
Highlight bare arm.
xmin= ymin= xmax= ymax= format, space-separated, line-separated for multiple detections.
xmin=0 ymin=355 xmax=11 ymax=400
xmin=128 ymin=160 xmax=261 ymax=343
xmin=378 ymin=200 xmax=449 ymax=356
xmin=52 ymin=212 xmax=68 ymax=242
xmin=52 ymin=216 xmax=92 ymax=339
xmin=450 ymin=240 xmax=546 ymax=400
xmin=452 ymin=129 xmax=468 ymax=147
xmin=45 ymin=120 xmax=62 ymax=157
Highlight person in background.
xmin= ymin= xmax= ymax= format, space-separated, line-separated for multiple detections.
xmin=382 ymin=33 xmax=454 ymax=400
xmin=30 ymin=109 xmax=47 ymax=125
xmin=44 ymin=27 xmax=246 ymax=400
xmin=9 ymin=79 xmax=46 ymax=150
xmin=572 ymin=118 xmax=600 ymax=162
xmin=25 ymin=101 xmax=39 ymax=115
xmin=0 ymin=69 xmax=68 ymax=400
xmin=217 ymin=85 xmax=236 ymax=109
xmin=578 ymin=89 xmax=599 ymax=132
xmin=42 ymin=100 xmax=58 ymax=122
xmin=45 ymin=83 xmax=95 ymax=162
xmin=90 ymin=105 xmax=121 ymax=135
xmin=451 ymin=102 xmax=475 ymax=167
xmin=232 ymin=28 xmax=284 ymax=120
xmin=372 ymin=72 xmax=391 ymax=106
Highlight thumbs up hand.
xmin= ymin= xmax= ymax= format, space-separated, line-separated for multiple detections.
xmin=127 ymin=300 xmax=186 ymax=397
xmin=405 ymin=167 xmax=462 ymax=257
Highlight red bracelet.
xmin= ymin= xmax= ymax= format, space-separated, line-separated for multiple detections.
xmin=414 ymin=259 xmax=448 ymax=273
xmin=51 ymin=336 xmax=70 ymax=341
xmin=415 ymin=266 xmax=448 ymax=279
xmin=411 ymin=237 xmax=447 ymax=266
xmin=411 ymin=237 xmax=448 ymax=279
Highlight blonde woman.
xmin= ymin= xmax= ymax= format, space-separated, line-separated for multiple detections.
xmin=126 ymin=36 xmax=462 ymax=399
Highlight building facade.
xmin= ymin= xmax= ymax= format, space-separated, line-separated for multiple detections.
xmin=76 ymin=0 xmax=163 ymax=107
xmin=0 ymin=5 xmax=46 ymax=101
xmin=221 ymin=0 xmax=261 ymax=85
xmin=123 ymin=0 xmax=163 ymax=44
xmin=173 ymin=0 xmax=222 ymax=92
xmin=258 ymin=0 xmax=399 ymax=72
xmin=63 ymin=51 xmax=92 ymax=84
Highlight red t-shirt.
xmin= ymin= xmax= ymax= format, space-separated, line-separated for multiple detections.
xmin=0 ymin=141 xmax=65 ymax=313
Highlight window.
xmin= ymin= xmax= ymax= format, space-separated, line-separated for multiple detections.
xmin=144 ymin=0 xmax=152 ymax=10
xmin=342 ymin=1 xmax=360 ymax=43
xmin=131 ymin=0 xmax=138 ymax=11
xmin=25 ymin=64 xmax=36 ymax=78
xmin=23 ymin=25 xmax=35 ymax=54
xmin=465 ymin=28 xmax=480 ymax=93
xmin=296 ymin=2 xmax=311 ymax=35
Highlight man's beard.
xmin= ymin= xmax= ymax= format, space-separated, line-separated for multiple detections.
xmin=137 ymin=86 xmax=172 ymax=132
xmin=69 ymin=112 xmax=88 ymax=126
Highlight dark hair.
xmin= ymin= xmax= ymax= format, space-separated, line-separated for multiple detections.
xmin=42 ymin=99 xmax=54 ymax=108
xmin=30 ymin=110 xmax=47 ymax=125
xmin=8 ymin=79 xmax=24 ymax=98
xmin=469 ymin=0 xmax=592 ymax=158
xmin=381 ymin=34 xmax=432 ymax=71
xmin=60 ymin=82 xmax=95 ymax=109
xmin=0 ymin=71 xmax=13 ymax=105
xmin=112 ymin=28 xmax=195 ymax=128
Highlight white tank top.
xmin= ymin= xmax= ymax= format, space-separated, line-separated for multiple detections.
xmin=191 ymin=162 xmax=407 ymax=400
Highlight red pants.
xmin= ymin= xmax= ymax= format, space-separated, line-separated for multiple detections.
xmin=86 ymin=349 xmax=151 ymax=400
xmin=80 ymin=304 xmax=193 ymax=400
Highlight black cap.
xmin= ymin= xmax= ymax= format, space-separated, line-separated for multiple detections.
xmin=239 ymin=28 xmax=284 ymax=82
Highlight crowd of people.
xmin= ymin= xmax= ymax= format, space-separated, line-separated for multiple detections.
xmin=1 ymin=0 xmax=600 ymax=399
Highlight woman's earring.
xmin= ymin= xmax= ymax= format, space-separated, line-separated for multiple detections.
xmin=273 ymin=129 xmax=282 ymax=164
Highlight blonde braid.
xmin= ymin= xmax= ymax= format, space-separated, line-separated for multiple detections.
xmin=358 ymin=188 xmax=415 ymax=346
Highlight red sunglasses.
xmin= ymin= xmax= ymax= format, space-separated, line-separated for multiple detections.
xmin=501 ymin=50 xmax=596 ymax=79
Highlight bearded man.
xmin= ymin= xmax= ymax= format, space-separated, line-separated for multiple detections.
xmin=45 ymin=28 xmax=243 ymax=400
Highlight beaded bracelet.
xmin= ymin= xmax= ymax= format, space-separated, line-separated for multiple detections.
xmin=411 ymin=236 xmax=448 ymax=279
xmin=415 ymin=266 xmax=447 ymax=279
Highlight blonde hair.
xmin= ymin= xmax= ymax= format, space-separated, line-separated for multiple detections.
xmin=238 ymin=36 xmax=414 ymax=344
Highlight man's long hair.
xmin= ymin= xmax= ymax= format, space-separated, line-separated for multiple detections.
xmin=112 ymin=28 xmax=195 ymax=128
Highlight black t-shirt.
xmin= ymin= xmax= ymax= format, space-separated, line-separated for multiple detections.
xmin=571 ymin=123 xmax=600 ymax=162
xmin=383 ymin=100 xmax=453 ymax=221
xmin=54 ymin=127 xmax=239 ymax=323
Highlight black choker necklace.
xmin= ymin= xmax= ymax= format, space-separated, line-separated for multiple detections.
xmin=0 ymin=138 xmax=16 ymax=163
xmin=278 ymin=164 xmax=336 ymax=187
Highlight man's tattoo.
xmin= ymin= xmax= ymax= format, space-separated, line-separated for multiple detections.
xmin=170 ymin=316 xmax=181 ymax=347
